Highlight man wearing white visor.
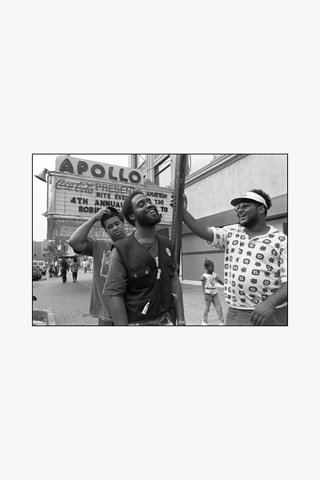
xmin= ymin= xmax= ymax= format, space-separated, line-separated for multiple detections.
xmin=182 ymin=189 xmax=287 ymax=326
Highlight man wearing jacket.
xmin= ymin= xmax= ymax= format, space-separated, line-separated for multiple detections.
xmin=104 ymin=190 xmax=186 ymax=326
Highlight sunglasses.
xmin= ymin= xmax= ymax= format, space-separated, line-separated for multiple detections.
xmin=234 ymin=202 xmax=258 ymax=212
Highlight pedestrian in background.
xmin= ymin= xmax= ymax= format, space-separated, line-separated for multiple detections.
xmin=69 ymin=207 xmax=126 ymax=325
xmin=70 ymin=256 xmax=79 ymax=282
xmin=81 ymin=258 xmax=89 ymax=273
xmin=60 ymin=257 xmax=69 ymax=283
xmin=54 ymin=261 xmax=59 ymax=277
xmin=201 ymin=259 xmax=225 ymax=325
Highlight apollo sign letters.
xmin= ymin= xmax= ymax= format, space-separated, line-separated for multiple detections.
xmin=56 ymin=155 xmax=142 ymax=184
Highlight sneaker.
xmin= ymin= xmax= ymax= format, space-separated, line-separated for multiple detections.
xmin=219 ymin=322 xmax=225 ymax=325
xmin=201 ymin=321 xmax=209 ymax=325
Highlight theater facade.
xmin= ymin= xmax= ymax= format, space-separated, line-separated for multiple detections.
xmin=46 ymin=155 xmax=173 ymax=242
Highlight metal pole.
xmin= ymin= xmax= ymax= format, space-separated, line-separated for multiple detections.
xmin=131 ymin=154 xmax=138 ymax=169
xmin=170 ymin=155 xmax=188 ymax=326
xmin=171 ymin=154 xmax=188 ymax=270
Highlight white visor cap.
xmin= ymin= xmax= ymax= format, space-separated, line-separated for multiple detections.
xmin=231 ymin=191 xmax=268 ymax=209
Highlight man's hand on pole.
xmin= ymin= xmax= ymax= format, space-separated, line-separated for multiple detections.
xmin=170 ymin=193 xmax=188 ymax=213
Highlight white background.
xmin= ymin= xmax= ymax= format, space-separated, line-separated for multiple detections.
xmin=2 ymin=1 xmax=318 ymax=480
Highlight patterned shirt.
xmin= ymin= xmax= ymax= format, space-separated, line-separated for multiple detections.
xmin=206 ymin=224 xmax=287 ymax=309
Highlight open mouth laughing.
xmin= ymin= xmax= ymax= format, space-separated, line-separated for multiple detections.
xmin=147 ymin=207 xmax=158 ymax=216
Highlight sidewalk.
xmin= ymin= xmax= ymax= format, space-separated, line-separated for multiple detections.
xmin=32 ymin=270 xmax=228 ymax=326
xmin=32 ymin=270 xmax=97 ymax=326
xmin=182 ymin=283 xmax=228 ymax=326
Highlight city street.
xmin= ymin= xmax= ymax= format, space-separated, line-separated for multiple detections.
xmin=32 ymin=268 xmax=228 ymax=326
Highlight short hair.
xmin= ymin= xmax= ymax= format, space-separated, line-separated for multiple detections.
xmin=250 ymin=189 xmax=272 ymax=212
xmin=100 ymin=207 xmax=124 ymax=230
xmin=122 ymin=190 xmax=144 ymax=226
xmin=204 ymin=258 xmax=214 ymax=269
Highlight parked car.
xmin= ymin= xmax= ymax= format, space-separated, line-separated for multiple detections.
xmin=33 ymin=260 xmax=46 ymax=275
xmin=33 ymin=264 xmax=42 ymax=281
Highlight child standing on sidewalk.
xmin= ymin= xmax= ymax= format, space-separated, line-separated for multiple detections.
xmin=201 ymin=259 xmax=225 ymax=325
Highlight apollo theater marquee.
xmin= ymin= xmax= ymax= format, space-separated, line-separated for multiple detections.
xmin=46 ymin=156 xmax=173 ymax=242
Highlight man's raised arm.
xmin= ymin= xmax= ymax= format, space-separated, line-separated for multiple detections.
xmin=69 ymin=208 xmax=110 ymax=252
xmin=182 ymin=195 xmax=214 ymax=243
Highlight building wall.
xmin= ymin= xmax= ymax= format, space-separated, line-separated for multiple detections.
xmin=33 ymin=240 xmax=48 ymax=258
xmin=185 ymin=154 xmax=287 ymax=219
xmin=181 ymin=154 xmax=288 ymax=283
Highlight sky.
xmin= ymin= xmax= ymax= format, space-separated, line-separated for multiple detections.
xmin=32 ymin=154 xmax=213 ymax=241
